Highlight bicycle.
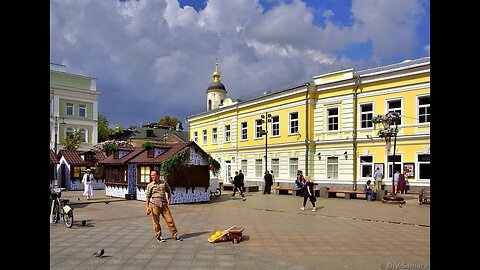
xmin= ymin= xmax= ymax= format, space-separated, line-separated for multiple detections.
xmin=50 ymin=188 xmax=74 ymax=228
xmin=210 ymin=187 xmax=221 ymax=198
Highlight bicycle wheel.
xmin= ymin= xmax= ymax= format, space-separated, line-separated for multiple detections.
xmin=214 ymin=188 xmax=221 ymax=197
xmin=63 ymin=209 xmax=74 ymax=228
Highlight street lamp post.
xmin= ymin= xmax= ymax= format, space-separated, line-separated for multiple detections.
xmin=260 ymin=113 xmax=272 ymax=172
xmin=53 ymin=116 xmax=65 ymax=154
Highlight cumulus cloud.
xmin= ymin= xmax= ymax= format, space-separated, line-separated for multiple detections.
xmin=50 ymin=0 xmax=429 ymax=128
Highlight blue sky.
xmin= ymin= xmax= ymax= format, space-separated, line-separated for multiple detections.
xmin=50 ymin=0 xmax=430 ymax=129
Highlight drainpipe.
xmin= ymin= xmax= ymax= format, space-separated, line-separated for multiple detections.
xmin=305 ymin=82 xmax=310 ymax=175
xmin=352 ymin=74 xmax=360 ymax=191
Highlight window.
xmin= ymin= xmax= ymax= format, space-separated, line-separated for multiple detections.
xmin=106 ymin=167 xmax=126 ymax=182
xmin=271 ymin=159 xmax=279 ymax=178
xmin=271 ymin=116 xmax=279 ymax=136
xmin=241 ymin=160 xmax=248 ymax=176
xmin=255 ymin=159 xmax=263 ymax=177
xmin=225 ymin=125 xmax=230 ymax=142
xmin=73 ymin=166 xmax=87 ymax=179
xmin=418 ymin=154 xmax=430 ymax=180
xmin=66 ymin=103 xmax=74 ymax=116
xmin=360 ymin=156 xmax=373 ymax=178
xmin=387 ymin=100 xmax=402 ymax=125
xmin=387 ymin=155 xmax=402 ymax=178
xmin=289 ymin=158 xmax=298 ymax=179
xmin=255 ymin=119 xmax=264 ymax=138
xmin=289 ymin=112 xmax=299 ymax=134
xmin=327 ymin=157 xmax=338 ymax=179
xmin=66 ymin=127 xmax=74 ymax=137
xmin=212 ymin=128 xmax=217 ymax=144
xmin=202 ymin=130 xmax=207 ymax=145
xmin=327 ymin=107 xmax=339 ymax=131
xmin=79 ymin=104 xmax=87 ymax=117
xmin=139 ymin=166 xmax=151 ymax=183
xmin=360 ymin=103 xmax=373 ymax=129
xmin=79 ymin=128 xmax=87 ymax=143
xmin=241 ymin=122 xmax=248 ymax=140
xmin=193 ymin=131 xmax=198 ymax=143
xmin=418 ymin=96 xmax=430 ymax=124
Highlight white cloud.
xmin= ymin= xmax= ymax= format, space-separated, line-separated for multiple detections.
xmin=50 ymin=0 xmax=429 ymax=127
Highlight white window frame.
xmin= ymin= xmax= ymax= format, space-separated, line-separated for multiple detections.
xmin=387 ymin=99 xmax=403 ymax=125
xmin=417 ymin=154 xmax=430 ymax=181
xmin=359 ymin=155 xmax=373 ymax=179
xmin=417 ymin=95 xmax=430 ymax=124
xmin=289 ymin=112 xmax=299 ymax=135
xmin=255 ymin=119 xmax=263 ymax=139
xmin=193 ymin=131 xmax=198 ymax=143
xmin=289 ymin=158 xmax=298 ymax=179
xmin=212 ymin=128 xmax=217 ymax=144
xmin=255 ymin=159 xmax=263 ymax=177
xmin=202 ymin=130 xmax=207 ymax=145
xmin=360 ymin=103 xmax=373 ymax=129
xmin=327 ymin=107 xmax=339 ymax=131
xmin=241 ymin=160 xmax=248 ymax=176
xmin=79 ymin=104 xmax=87 ymax=117
xmin=241 ymin=122 xmax=248 ymax=140
xmin=271 ymin=116 xmax=280 ymax=136
xmin=79 ymin=128 xmax=87 ymax=143
xmin=271 ymin=158 xmax=279 ymax=178
xmin=66 ymin=103 xmax=74 ymax=116
xmin=327 ymin=157 xmax=338 ymax=179
xmin=225 ymin=125 xmax=231 ymax=142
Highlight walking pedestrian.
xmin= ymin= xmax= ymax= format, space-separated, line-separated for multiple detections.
xmin=301 ymin=176 xmax=316 ymax=211
xmin=373 ymin=167 xmax=383 ymax=192
xmin=145 ymin=169 xmax=183 ymax=242
xmin=82 ymin=169 xmax=94 ymax=200
xmin=232 ymin=171 xmax=244 ymax=197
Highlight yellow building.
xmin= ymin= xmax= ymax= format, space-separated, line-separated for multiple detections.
xmin=186 ymin=58 xmax=430 ymax=192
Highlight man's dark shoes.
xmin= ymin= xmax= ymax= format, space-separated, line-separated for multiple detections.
xmin=157 ymin=237 xmax=166 ymax=243
xmin=175 ymin=235 xmax=183 ymax=241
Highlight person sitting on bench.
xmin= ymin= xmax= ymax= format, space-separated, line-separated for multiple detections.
xmin=365 ymin=180 xmax=376 ymax=201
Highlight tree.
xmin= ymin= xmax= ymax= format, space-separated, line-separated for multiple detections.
xmin=158 ymin=115 xmax=182 ymax=130
xmin=62 ymin=131 xmax=82 ymax=150
xmin=98 ymin=114 xmax=114 ymax=142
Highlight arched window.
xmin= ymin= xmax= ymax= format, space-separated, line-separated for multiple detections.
xmin=79 ymin=128 xmax=87 ymax=143
xmin=65 ymin=127 xmax=74 ymax=137
xmin=208 ymin=100 xmax=212 ymax=111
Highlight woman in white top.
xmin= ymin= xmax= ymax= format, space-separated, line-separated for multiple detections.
xmin=82 ymin=169 xmax=94 ymax=200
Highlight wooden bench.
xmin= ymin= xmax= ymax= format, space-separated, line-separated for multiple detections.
xmin=223 ymin=183 xmax=259 ymax=192
xmin=419 ymin=188 xmax=430 ymax=205
xmin=326 ymin=189 xmax=366 ymax=199
xmin=272 ymin=186 xmax=302 ymax=196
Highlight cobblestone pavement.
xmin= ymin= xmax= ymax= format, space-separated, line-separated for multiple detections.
xmin=50 ymin=190 xmax=430 ymax=270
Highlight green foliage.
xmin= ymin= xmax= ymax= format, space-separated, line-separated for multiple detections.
xmin=161 ymin=148 xmax=191 ymax=180
xmin=98 ymin=114 xmax=114 ymax=142
xmin=209 ymin=157 xmax=221 ymax=176
xmin=158 ymin=115 xmax=182 ymax=129
xmin=106 ymin=143 xmax=119 ymax=155
xmin=62 ymin=131 xmax=82 ymax=150
xmin=142 ymin=142 xmax=154 ymax=149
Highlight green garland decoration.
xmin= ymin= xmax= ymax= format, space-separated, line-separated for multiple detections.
xmin=161 ymin=148 xmax=191 ymax=180
xmin=141 ymin=142 xmax=154 ymax=149
xmin=209 ymin=157 xmax=221 ymax=176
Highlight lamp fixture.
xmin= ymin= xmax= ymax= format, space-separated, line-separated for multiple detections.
xmin=366 ymin=135 xmax=373 ymax=141
xmin=317 ymin=152 xmax=321 ymax=160
xmin=343 ymin=151 xmax=348 ymax=159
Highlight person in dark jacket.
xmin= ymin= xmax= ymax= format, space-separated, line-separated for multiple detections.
xmin=263 ymin=170 xmax=273 ymax=195
xmin=301 ymin=176 xmax=316 ymax=211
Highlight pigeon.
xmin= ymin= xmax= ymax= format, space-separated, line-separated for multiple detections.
xmin=242 ymin=198 xmax=247 ymax=201
xmin=399 ymin=204 xmax=403 ymax=208
xmin=82 ymin=220 xmax=86 ymax=226
xmin=104 ymin=201 xmax=110 ymax=204
xmin=93 ymin=249 xmax=104 ymax=257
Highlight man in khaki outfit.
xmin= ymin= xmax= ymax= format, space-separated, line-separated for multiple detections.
xmin=145 ymin=169 xmax=182 ymax=242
